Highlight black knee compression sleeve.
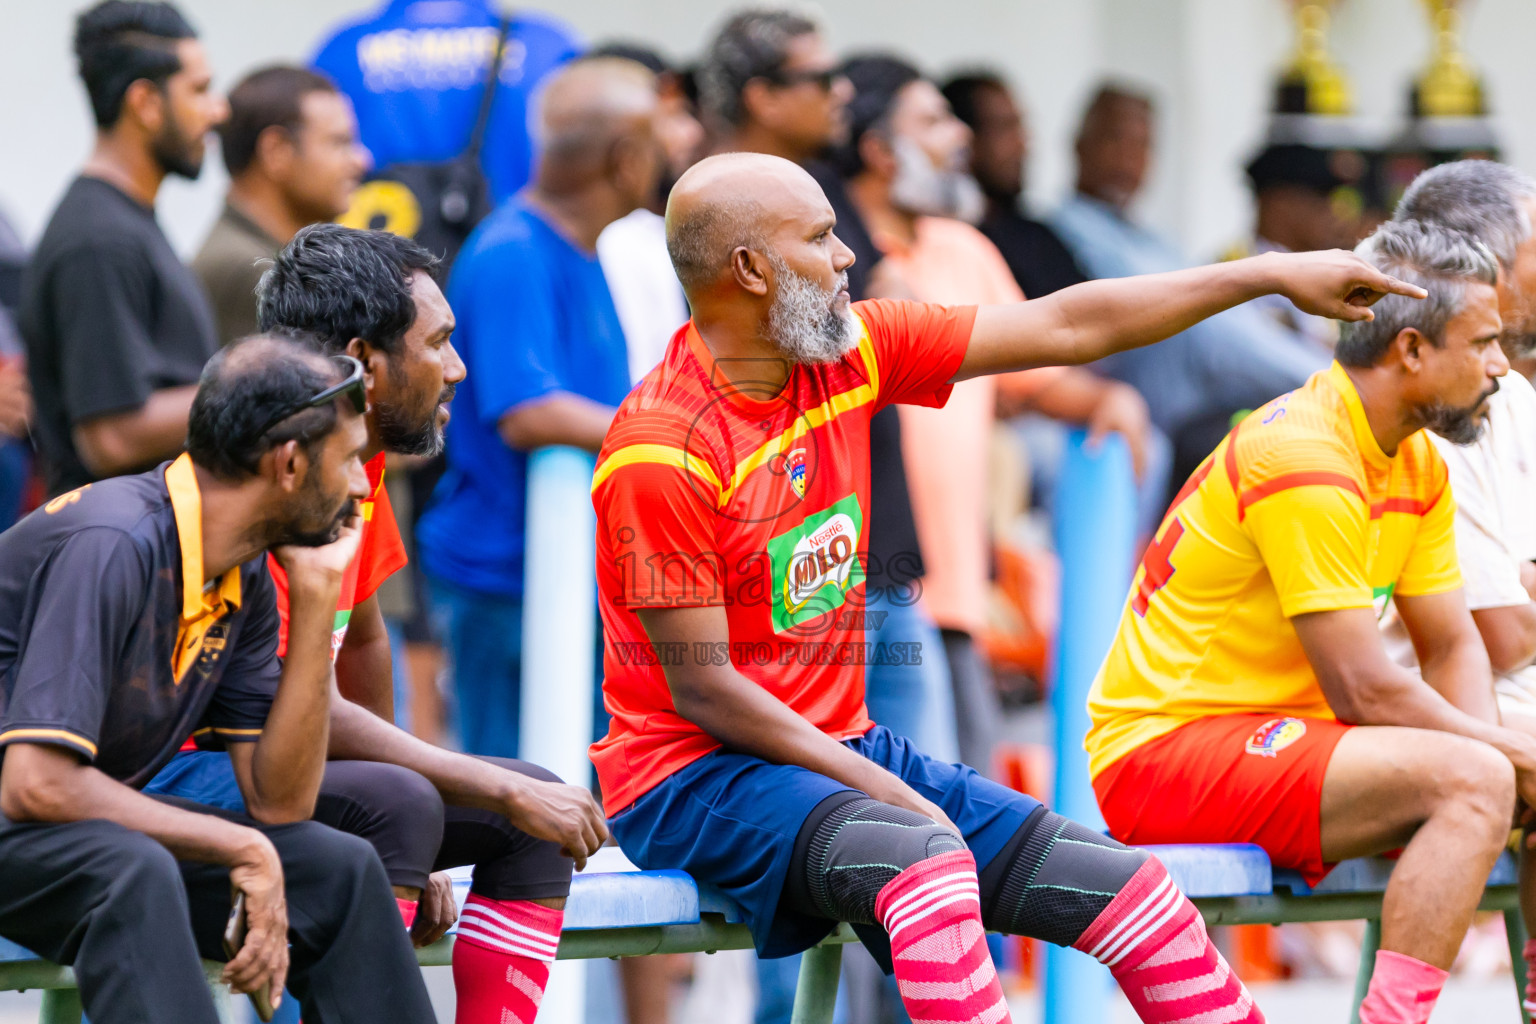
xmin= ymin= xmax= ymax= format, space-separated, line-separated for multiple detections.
xmin=789 ymin=796 xmax=966 ymax=926
xmin=979 ymin=807 xmax=1149 ymax=947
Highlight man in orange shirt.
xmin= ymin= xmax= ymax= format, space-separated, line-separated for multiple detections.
xmin=1088 ymin=220 xmax=1521 ymax=1024
xmin=838 ymin=54 xmax=1151 ymax=773
xmin=592 ymin=150 xmax=1415 ymax=1024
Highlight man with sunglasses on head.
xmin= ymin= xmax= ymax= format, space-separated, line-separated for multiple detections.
xmin=149 ymin=224 xmax=609 ymax=1024
xmin=0 ymin=336 xmax=439 ymax=1024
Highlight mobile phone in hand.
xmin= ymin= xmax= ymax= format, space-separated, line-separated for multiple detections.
xmin=223 ymin=891 xmax=277 ymax=1022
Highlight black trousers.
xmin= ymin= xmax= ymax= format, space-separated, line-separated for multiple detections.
xmin=0 ymin=800 xmax=436 ymax=1024
xmin=315 ymin=756 xmax=573 ymax=900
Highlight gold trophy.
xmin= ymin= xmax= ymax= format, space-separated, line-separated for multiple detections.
xmin=1414 ymin=0 xmax=1485 ymax=117
xmin=1278 ymin=1 xmax=1351 ymax=116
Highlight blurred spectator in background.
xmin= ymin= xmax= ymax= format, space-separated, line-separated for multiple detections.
xmin=942 ymin=70 xmax=1089 ymax=300
xmin=840 ymin=53 xmax=1151 ymax=790
xmin=1050 ymin=84 xmax=1326 ymax=495
xmin=312 ymin=0 xmax=581 ymax=206
xmin=21 ymin=0 xmax=227 ymax=497
xmin=0 ymin=210 xmax=31 ymax=530
xmin=194 ymin=65 xmax=368 ymax=346
xmin=1222 ymin=142 xmax=1369 ymax=355
xmin=947 ymin=71 xmax=1171 ymax=544
xmin=591 ymin=43 xmax=704 ymax=382
xmin=417 ymin=58 xmax=662 ymax=758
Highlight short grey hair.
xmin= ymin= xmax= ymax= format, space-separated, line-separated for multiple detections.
xmin=665 ymin=195 xmax=767 ymax=294
xmin=1336 ymin=219 xmax=1498 ymax=368
xmin=1394 ymin=159 xmax=1536 ymax=268
xmin=697 ymin=8 xmax=820 ymax=128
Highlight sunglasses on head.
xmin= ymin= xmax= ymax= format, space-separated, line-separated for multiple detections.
xmin=762 ymin=67 xmax=839 ymax=91
xmin=252 ymin=354 xmax=367 ymax=441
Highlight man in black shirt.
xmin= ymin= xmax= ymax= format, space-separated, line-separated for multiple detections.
xmin=21 ymin=1 xmax=228 ymax=496
xmin=0 ymin=336 xmax=436 ymax=1024
xmin=941 ymin=71 xmax=1089 ymax=300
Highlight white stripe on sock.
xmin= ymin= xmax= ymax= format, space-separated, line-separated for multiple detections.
xmin=1086 ymin=875 xmax=1173 ymax=961
xmin=884 ymin=872 xmax=976 ymax=927
xmin=457 ymin=910 xmax=560 ymax=960
xmin=1104 ymin=887 xmax=1187 ymax=968
xmin=455 ymin=921 xmax=559 ymax=962
xmin=880 ymin=869 xmax=978 ymax=922
xmin=882 ymin=879 xmax=981 ymax=936
xmin=886 ymin=892 xmax=984 ymax=942
xmin=459 ymin=903 xmax=561 ymax=956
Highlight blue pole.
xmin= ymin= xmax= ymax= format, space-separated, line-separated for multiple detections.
xmin=1044 ymin=430 xmax=1137 ymax=1024
xmin=520 ymin=445 xmax=598 ymax=1024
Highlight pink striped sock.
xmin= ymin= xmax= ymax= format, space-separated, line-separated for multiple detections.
xmin=451 ymin=896 xmax=563 ymax=1024
xmin=874 ymin=849 xmax=1012 ymax=1024
xmin=1073 ymin=857 xmax=1263 ymax=1023
xmin=1357 ymin=950 xmax=1446 ymax=1024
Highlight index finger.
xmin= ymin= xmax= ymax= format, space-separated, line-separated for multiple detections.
xmin=1369 ymin=271 xmax=1428 ymax=301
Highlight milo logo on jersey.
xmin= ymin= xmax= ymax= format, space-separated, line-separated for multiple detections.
xmin=767 ymin=493 xmax=864 ymax=634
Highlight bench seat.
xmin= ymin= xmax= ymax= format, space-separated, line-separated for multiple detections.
xmin=1 ymin=845 xmax=1526 ymax=1024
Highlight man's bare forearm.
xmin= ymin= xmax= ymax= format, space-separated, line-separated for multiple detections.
xmin=335 ymin=595 xmax=395 ymax=720
xmin=0 ymin=745 xmax=269 ymax=867
xmin=960 ymin=257 xmax=1279 ymax=379
xmin=1348 ymin=667 xmax=1535 ymax=769
xmin=672 ymin=668 xmax=899 ymax=796
xmin=327 ymin=695 xmax=526 ymax=812
xmin=245 ymin=581 xmax=339 ymax=822
xmin=72 ymin=384 xmax=198 ymax=477
xmin=498 ymin=393 xmax=615 ymax=453
xmin=959 ymin=249 xmax=1419 ymax=381
xmin=1421 ymin=632 xmax=1501 ymax=724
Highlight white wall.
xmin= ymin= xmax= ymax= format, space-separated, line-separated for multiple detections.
xmin=3 ymin=0 xmax=1534 ymax=263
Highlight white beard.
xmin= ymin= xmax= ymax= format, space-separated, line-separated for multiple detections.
xmin=766 ymin=255 xmax=860 ymax=365
xmin=889 ymin=136 xmax=987 ymax=224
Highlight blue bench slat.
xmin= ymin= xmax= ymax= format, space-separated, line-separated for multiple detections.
xmin=1274 ymin=850 xmax=1517 ymax=897
xmin=1144 ymin=844 xmax=1273 ymax=898
xmin=562 ymin=870 xmax=702 ymax=930
xmin=0 ymin=937 xmax=36 ymax=964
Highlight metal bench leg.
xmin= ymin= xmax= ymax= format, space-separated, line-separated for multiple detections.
xmin=789 ymin=942 xmax=843 ymax=1024
xmin=1506 ymin=908 xmax=1531 ymax=1024
xmin=1349 ymin=918 xmax=1382 ymax=1024
xmin=38 ymin=989 xmax=82 ymax=1024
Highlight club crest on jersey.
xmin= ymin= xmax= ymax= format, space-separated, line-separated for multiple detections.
xmin=1245 ymin=717 xmax=1306 ymax=758
xmin=766 ymin=493 xmax=864 ymax=634
xmin=787 ymin=447 xmax=808 ymax=499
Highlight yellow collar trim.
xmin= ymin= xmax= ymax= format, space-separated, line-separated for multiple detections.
xmin=165 ymin=454 xmax=242 ymax=621
xmin=1326 ymin=362 xmax=1392 ymax=469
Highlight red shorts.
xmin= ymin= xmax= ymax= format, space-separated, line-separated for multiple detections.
xmin=1092 ymin=714 xmax=1352 ymax=885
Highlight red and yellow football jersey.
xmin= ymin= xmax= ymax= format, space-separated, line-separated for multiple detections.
xmin=590 ymin=299 xmax=976 ymax=813
xmin=1086 ymin=363 xmax=1462 ymax=778
xmin=269 ymin=452 xmax=408 ymax=659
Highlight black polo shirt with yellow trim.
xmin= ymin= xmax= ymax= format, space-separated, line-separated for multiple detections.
xmin=0 ymin=454 xmax=280 ymax=789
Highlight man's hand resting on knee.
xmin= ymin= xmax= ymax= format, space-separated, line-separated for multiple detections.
xmin=223 ymin=834 xmax=290 ymax=1001
xmin=503 ymin=776 xmax=609 ymax=871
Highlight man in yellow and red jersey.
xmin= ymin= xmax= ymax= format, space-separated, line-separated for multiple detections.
xmin=1088 ymin=219 xmax=1530 ymax=1024
xmin=590 ymin=151 xmax=1415 ymax=1024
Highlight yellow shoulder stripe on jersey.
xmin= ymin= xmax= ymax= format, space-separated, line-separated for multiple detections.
xmin=854 ymin=316 xmax=878 ymax=400
xmin=0 ymin=727 xmax=99 ymax=757
xmin=721 ymin=380 xmax=874 ymax=503
xmin=592 ymin=443 xmax=724 ymax=501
